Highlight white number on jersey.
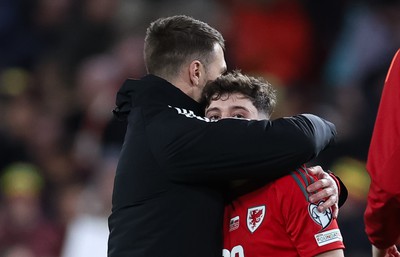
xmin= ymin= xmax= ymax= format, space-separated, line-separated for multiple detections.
xmin=222 ymin=245 xmax=244 ymax=257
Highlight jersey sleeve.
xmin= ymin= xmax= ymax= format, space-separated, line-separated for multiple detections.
xmin=364 ymin=179 xmax=400 ymax=249
xmin=148 ymin=107 xmax=336 ymax=183
xmin=281 ymin=169 xmax=345 ymax=256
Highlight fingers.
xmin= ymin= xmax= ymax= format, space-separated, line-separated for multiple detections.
xmin=307 ymin=166 xmax=324 ymax=178
xmin=306 ymin=166 xmax=333 ymax=193
xmin=372 ymin=245 xmax=399 ymax=257
xmin=307 ymin=178 xmax=331 ymax=193
xmin=311 ymin=193 xmax=338 ymax=212
xmin=388 ymin=245 xmax=400 ymax=257
xmin=308 ymin=188 xmax=338 ymax=214
xmin=307 ymin=166 xmax=340 ymax=212
xmin=331 ymin=203 xmax=339 ymax=219
xmin=307 ymin=165 xmax=341 ymax=218
xmin=308 ymin=185 xmax=335 ymax=203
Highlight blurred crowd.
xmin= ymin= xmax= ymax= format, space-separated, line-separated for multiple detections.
xmin=0 ymin=0 xmax=399 ymax=256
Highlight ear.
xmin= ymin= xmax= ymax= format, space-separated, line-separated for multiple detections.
xmin=188 ymin=60 xmax=202 ymax=87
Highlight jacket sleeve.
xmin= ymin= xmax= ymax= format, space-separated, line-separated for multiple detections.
xmin=147 ymin=109 xmax=336 ymax=183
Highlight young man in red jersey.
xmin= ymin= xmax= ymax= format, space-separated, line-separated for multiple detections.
xmin=202 ymin=71 xmax=345 ymax=257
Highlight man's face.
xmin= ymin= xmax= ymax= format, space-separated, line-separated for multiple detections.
xmin=205 ymin=93 xmax=268 ymax=121
xmin=205 ymin=43 xmax=227 ymax=82
xmin=196 ymin=44 xmax=226 ymax=89
xmin=190 ymin=43 xmax=226 ymax=102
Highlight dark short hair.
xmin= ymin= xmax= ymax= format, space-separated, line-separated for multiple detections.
xmin=144 ymin=15 xmax=225 ymax=77
xmin=201 ymin=70 xmax=277 ymax=117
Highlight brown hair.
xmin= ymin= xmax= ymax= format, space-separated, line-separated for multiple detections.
xmin=201 ymin=70 xmax=277 ymax=117
xmin=144 ymin=15 xmax=225 ymax=78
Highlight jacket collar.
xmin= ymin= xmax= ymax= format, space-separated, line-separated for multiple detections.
xmin=113 ymin=74 xmax=202 ymax=121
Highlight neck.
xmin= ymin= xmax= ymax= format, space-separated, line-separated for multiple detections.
xmin=168 ymin=77 xmax=198 ymax=102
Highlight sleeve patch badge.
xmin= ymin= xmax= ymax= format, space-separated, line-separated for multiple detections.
xmin=314 ymin=229 xmax=343 ymax=246
xmin=308 ymin=201 xmax=332 ymax=230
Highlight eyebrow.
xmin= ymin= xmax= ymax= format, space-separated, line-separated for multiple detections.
xmin=205 ymin=106 xmax=250 ymax=116
xmin=205 ymin=107 xmax=220 ymax=115
xmin=229 ymin=106 xmax=250 ymax=113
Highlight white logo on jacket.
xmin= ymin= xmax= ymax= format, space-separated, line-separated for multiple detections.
xmin=169 ymin=106 xmax=213 ymax=122
xmin=247 ymin=205 xmax=265 ymax=233
xmin=308 ymin=201 xmax=332 ymax=230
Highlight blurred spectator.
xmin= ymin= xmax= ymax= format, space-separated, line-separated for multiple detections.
xmin=0 ymin=87 xmax=37 ymax=173
xmin=114 ymin=0 xmax=222 ymax=35
xmin=2 ymin=245 xmax=35 ymax=257
xmin=60 ymin=155 xmax=117 ymax=257
xmin=220 ymin=0 xmax=315 ymax=87
xmin=323 ymin=1 xmax=400 ymax=88
xmin=67 ymin=54 xmax=123 ymax=174
xmin=0 ymin=163 xmax=64 ymax=257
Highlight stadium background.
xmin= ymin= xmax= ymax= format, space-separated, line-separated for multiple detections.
xmin=0 ymin=0 xmax=399 ymax=256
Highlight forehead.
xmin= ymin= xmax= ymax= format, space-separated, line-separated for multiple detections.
xmin=208 ymin=93 xmax=254 ymax=109
xmin=206 ymin=92 xmax=260 ymax=120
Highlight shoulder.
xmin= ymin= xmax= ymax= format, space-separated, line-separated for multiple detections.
xmin=274 ymin=167 xmax=315 ymax=199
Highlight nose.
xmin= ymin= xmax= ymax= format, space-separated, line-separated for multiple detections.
xmin=220 ymin=112 xmax=231 ymax=119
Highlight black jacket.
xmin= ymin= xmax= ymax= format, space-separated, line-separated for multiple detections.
xmin=108 ymin=75 xmax=337 ymax=257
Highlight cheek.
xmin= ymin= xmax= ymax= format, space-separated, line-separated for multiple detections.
xmin=210 ymin=70 xmax=222 ymax=81
xmin=205 ymin=68 xmax=220 ymax=82
xmin=198 ymin=82 xmax=207 ymax=93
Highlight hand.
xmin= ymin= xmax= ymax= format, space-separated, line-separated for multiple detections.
xmin=372 ymin=245 xmax=400 ymax=257
xmin=306 ymin=166 xmax=339 ymax=219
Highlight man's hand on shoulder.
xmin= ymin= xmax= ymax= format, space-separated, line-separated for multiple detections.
xmin=306 ymin=166 xmax=339 ymax=219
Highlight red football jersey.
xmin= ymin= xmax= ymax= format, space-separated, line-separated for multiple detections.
xmin=223 ymin=168 xmax=345 ymax=257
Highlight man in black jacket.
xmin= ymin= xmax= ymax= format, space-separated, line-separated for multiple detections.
xmin=108 ymin=15 xmax=340 ymax=257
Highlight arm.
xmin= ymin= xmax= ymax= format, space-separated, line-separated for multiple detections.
xmin=150 ymin=111 xmax=336 ymax=182
xmin=315 ymin=249 xmax=344 ymax=257
xmin=281 ymin=170 xmax=345 ymax=257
